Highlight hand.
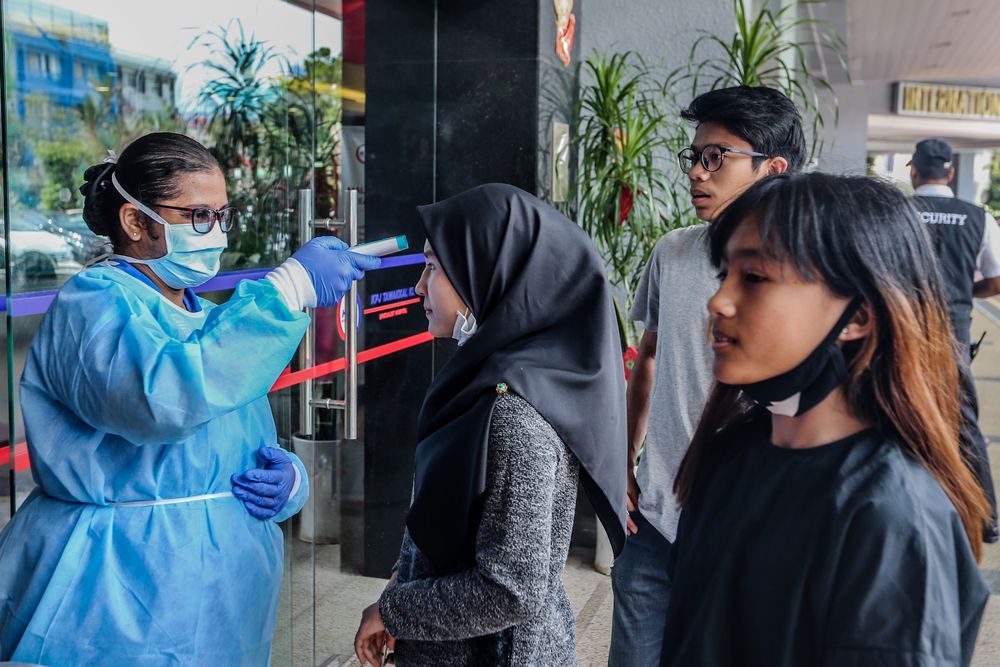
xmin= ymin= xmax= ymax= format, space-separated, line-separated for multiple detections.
xmin=231 ymin=446 xmax=297 ymax=520
xmin=355 ymin=601 xmax=395 ymax=666
xmin=291 ymin=237 xmax=382 ymax=308
xmin=626 ymin=466 xmax=640 ymax=535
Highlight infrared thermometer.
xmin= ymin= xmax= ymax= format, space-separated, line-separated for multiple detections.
xmin=349 ymin=235 xmax=409 ymax=257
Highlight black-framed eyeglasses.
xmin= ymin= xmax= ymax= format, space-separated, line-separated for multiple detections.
xmin=677 ymin=144 xmax=767 ymax=174
xmin=154 ymin=204 xmax=236 ymax=234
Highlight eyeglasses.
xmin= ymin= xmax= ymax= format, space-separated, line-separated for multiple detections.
xmin=677 ymin=144 xmax=768 ymax=174
xmin=154 ymin=204 xmax=236 ymax=234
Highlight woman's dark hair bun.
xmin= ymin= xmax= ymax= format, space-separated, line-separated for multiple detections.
xmin=80 ymin=161 xmax=118 ymax=237
xmin=79 ymin=162 xmax=114 ymax=197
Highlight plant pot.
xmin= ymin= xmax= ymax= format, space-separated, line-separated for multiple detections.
xmin=594 ymin=516 xmax=613 ymax=575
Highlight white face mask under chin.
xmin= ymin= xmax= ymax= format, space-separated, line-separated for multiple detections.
xmin=452 ymin=309 xmax=478 ymax=346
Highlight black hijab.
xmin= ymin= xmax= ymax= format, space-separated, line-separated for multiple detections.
xmin=406 ymin=183 xmax=628 ymax=572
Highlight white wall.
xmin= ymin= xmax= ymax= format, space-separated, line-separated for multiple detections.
xmin=818 ymin=82 xmax=893 ymax=174
xmin=579 ymin=0 xmax=734 ymax=85
xmin=576 ymin=0 xmax=735 ymax=190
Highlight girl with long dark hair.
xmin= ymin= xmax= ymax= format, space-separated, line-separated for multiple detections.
xmin=662 ymin=173 xmax=990 ymax=666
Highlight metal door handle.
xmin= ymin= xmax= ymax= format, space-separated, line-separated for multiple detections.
xmin=297 ymin=189 xmax=315 ymax=437
xmin=298 ymin=188 xmax=360 ymax=440
xmin=342 ymin=188 xmax=359 ymax=440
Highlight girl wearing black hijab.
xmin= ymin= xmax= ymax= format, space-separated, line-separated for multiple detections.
xmin=354 ymin=184 xmax=627 ymax=666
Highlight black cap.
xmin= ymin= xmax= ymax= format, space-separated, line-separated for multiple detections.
xmin=908 ymin=139 xmax=953 ymax=178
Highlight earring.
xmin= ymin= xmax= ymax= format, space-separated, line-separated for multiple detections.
xmin=841 ymin=327 xmax=850 ymax=336
xmin=132 ymin=234 xmax=140 ymax=240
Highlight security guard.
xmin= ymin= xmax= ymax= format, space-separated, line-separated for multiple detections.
xmin=910 ymin=138 xmax=1000 ymax=542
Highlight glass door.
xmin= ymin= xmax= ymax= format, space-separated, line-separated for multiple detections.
xmin=0 ymin=1 xmax=342 ymax=665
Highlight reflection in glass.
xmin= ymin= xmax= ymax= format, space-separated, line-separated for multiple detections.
xmin=0 ymin=0 xmax=402 ymax=665
xmin=4 ymin=0 xmax=344 ymax=284
xmin=0 ymin=1 xmax=387 ymax=664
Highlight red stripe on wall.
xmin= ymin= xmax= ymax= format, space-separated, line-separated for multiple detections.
xmin=363 ymin=297 xmax=421 ymax=315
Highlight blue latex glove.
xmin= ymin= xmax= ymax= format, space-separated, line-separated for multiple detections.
xmin=291 ymin=237 xmax=382 ymax=307
xmin=231 ymin=446 xmax=298 ymax=520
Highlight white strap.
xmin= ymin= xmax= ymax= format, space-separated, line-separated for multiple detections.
xmin=110 ymin=491 xmax=234 ymax=507
xmin=264 ymin=257 xmax=317 ymax=311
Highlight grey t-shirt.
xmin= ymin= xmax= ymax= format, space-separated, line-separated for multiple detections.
xmin=630 ymin=224 xmax=717 ymax=542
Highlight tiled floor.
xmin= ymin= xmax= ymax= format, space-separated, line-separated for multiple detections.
xmin=271 ymin=542 xmax=612 ymax=667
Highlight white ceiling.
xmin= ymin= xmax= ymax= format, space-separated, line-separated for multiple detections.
xmin=286 ymin=0 xmax=342 ymax=19
xmin=867 ymin=113 xmax=1000 ymax=151
xmin=846 ymin=0 xmax=1000 ymax=85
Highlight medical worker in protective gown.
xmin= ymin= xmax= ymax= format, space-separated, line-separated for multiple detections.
xmin=0 ymin=132 xmax=380 ymax=666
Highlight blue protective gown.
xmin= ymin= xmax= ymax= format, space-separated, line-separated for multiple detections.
xmin=0 ymin=262 xmax=311 ymax=666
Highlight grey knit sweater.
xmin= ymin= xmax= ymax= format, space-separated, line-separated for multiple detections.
xmin=379 ymin=391 xmax=580 ymax=666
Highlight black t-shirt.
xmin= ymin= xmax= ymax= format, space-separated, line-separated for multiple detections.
xmin=662 ymin=428 xmax=988 ymax=667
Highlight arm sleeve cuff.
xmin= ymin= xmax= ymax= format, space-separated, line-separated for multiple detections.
xmin=289 ymin=463 xmax=302 ymax=500
xmin=979 ymin=214 xmax=1000 ymax=278
xmin=273 ymin=450 xmax=310 ymax=523
xmin=265 ymin=258 xmax=317 ymax=311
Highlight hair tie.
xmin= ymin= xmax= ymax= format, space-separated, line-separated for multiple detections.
xmin=79 ymin=156 xmax=117 ymax=198
xmin=93 ymin=161 xmax=116 ymax=189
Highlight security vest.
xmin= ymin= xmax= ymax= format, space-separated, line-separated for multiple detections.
xmin=913 ymin=194 xmax=985 ymax=345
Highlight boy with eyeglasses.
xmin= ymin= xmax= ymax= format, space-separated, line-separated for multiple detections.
xmin=609 ymin=86 xmax=806 ymax=667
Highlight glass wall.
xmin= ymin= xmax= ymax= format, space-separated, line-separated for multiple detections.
xmin=0 ymin=1 xmax=414 ymax=664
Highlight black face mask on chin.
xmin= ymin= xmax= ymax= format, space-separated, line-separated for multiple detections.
xmin=735 ymin=298 xmax=863 ymax=417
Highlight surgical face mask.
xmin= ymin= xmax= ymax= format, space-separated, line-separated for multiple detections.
xmin=735 ymin=298 xmax=862 ymax=417
xmin=453 ymin=308 xmax=478 ymax=346
xmin=111 ymin=173 xmax=227 ymax=289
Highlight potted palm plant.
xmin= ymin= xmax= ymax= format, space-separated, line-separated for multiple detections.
xmin=573 ymin=51 xmax=693 ymax=353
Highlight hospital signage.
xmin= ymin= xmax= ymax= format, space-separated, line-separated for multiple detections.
xmin=896 ymin=81 xmax=1000 ymax=120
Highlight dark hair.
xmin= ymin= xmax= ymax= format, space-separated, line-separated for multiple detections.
xmin=680 ymin=86 xmax=807 ymax=172
xmin=674 ymin=172 xmax=991 ymax=560
xmin=79 ymin=132 xmax=219 ymax=249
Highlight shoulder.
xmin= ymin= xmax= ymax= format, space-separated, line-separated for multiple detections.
xmin=490 ymin=391 xmax=559 ymax=439
xmin=956 ymin=196 xmax=986 ymax=211
xmin=25 ymin=269 xmax=142 ymax=379
xmin=49 ymin=267 xmax=146 ymax=321
xmin=840 ymin=438 xmax=960 ymax=535
xmin=659 ymin=224 xmax=712 ymax=273
xmin=489 ymin=391 xmax=565 ymax=459
xmin=61 ymin=265 xmax=132 ymax=294
xmin=958 ymin=198 xmax=988 ymax=222
xmin=660 ymin=223 xmax=709 ymax=253
xmin=642 ymin=224 xmax=710 ymax=277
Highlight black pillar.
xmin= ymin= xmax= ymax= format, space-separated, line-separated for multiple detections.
xmin=353 ymin=0 xmax=580 ymax=576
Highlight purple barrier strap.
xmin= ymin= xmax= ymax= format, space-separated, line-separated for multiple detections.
xmin=0 ymin=253 xmax=426 ymax=317
xmin=4 ymin=290 xmax=60 ymax=318
xmin=194 ymin=268 xmax=270 ymax=293
xmin=379 ymin=253 xmax=425 ymax=269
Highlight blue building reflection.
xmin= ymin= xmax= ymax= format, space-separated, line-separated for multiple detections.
xmin=7 ymin=0 xmax=175 ymax=119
